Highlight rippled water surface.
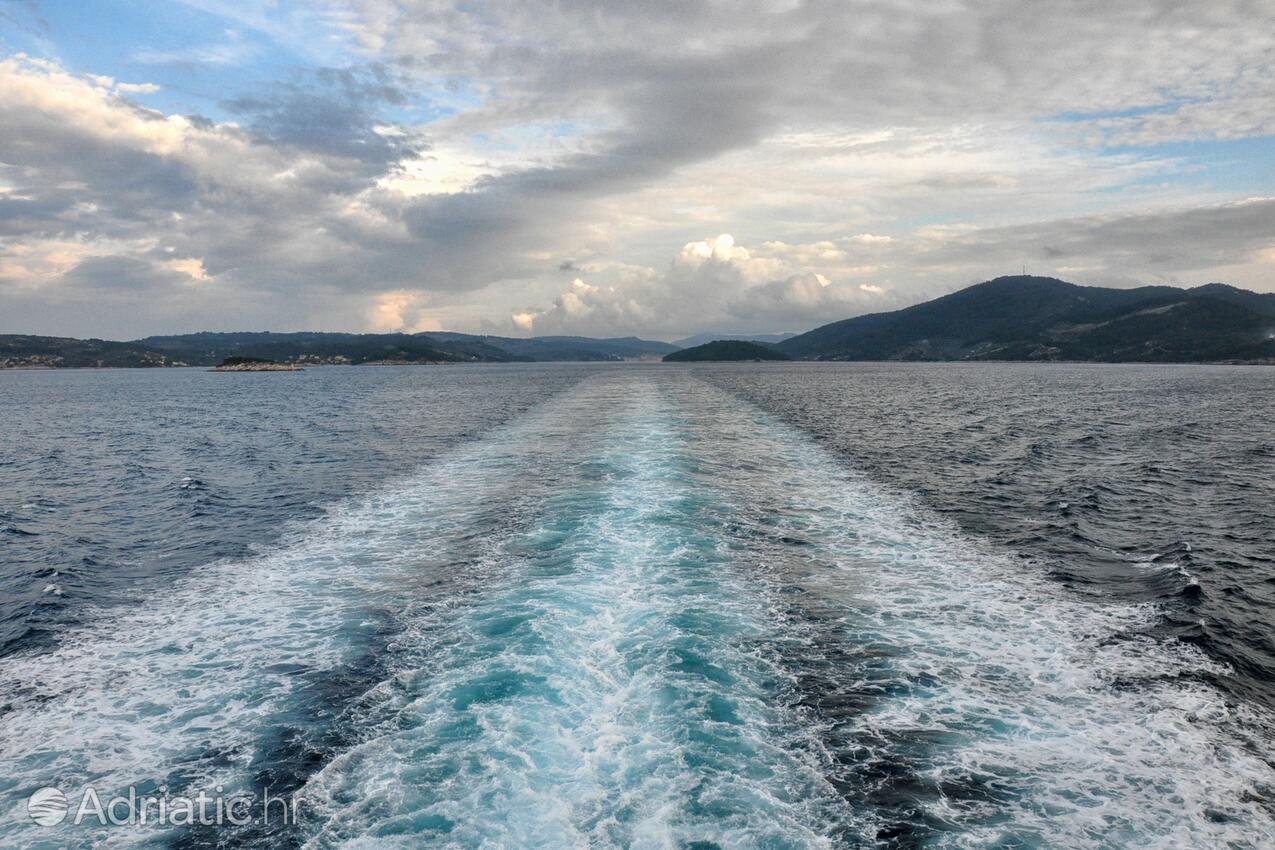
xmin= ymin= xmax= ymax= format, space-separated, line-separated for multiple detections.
xmin=1 ymin=363 xmax=1272 ymax=849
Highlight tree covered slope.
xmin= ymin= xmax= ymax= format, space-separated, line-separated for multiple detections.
xmin=778 ymin=276 xmax=1275 ymax=362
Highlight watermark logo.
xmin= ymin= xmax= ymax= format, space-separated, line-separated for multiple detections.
xmin=24 ymin=785 xmax=304 ymax=830
xmin=27 ymin=787 xmax=69 ymax=827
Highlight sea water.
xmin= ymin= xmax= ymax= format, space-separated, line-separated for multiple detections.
xmin=1 ymin=364 xmax=1272 ymax=848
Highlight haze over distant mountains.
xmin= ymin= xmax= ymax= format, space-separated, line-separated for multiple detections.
xmin=672 ymin=332 xmax=795 ymax=349
xmin=3 ymin=277 xmax=1274 ymax=368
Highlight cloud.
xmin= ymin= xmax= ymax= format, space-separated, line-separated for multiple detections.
xmin=132 ymin=30 xmax=257 ymax=66
xmin=58 ymin=254 xmax=193 ymax=292
xmin=910 ymin=196 xmax=1275 ymax=282
xmin=220 ymin=65 xmax=425 ymax=171
xmin=342 ymin=0 xmax=1275 ymax=298
xmin=510 ymin=234 xmax=889 ymax=338
xmin=115 ymin=82 xmax=161 ymax=95
xmin=0 ymin=53 xmax=436 ymax=331
xmin=368 ymin=289 xmax=441 ymax=332
xmin=162 ymin=256 xmax=210 ymax=281
xmin=507 ymin=195 xmax=1275 ymax=337
xmin=727 ymin=271 xmax=861 ymax=327
xmin=2 ymin=1 xmax=1275 ymax=337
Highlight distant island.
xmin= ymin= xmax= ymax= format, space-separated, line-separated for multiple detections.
xmin=210 ymin=356 xmax=302 ymax=372
xmin=664 ymin=340 xmax=792 ymax=362
xmin=4 ymin=276 xmax=1274 ymax=368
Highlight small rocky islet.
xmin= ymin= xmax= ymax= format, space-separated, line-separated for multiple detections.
xmin=209 ymin=356 xmax=303 ymax=372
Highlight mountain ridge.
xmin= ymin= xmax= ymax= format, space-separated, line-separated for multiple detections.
xmin=778 ymin=276 xmax=1275 ymax=363
xmin=5 ymin=277 xmax=1275 ymax=367
xmin=664 ymin=340 xmax=792 ymax=362
xmin=0 ymin=330 xmax=678 ymax=368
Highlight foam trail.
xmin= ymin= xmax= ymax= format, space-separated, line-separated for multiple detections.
xmin=1 ymin=370 xmax=1272 ymax=850
xmin=298 ymin=376 xmax=849 ymax=848
xmin=667 ymin=375 xmax=1275 ymax=848
xmin=0 ymin=380 xmax=633 ymax=849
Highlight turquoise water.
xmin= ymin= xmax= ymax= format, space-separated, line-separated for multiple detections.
xmin=302 ymin=378 xmax=845 ymax=848
xmin=1 ymin=369 xmax=1272 ymax=848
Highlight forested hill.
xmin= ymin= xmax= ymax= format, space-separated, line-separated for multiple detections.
xmin=778 ymin=276 xmax=1275 ymax=363
xmin=0 ymin=331 xmax=677 ymax=368
xmin=664 ymin=340 xmax=792 ymax=362
xmin=7 ymin=277 xmax=1274 ymax=368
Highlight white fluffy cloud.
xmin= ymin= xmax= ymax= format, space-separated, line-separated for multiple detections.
xmin=367 ymin=289 xmax=442 ymax=332
xmin=510 ymin=234 xmax=894 ymax=337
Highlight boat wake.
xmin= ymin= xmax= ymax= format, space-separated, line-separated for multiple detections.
xmin=0 ymin=371 xmax=1271 ymax=849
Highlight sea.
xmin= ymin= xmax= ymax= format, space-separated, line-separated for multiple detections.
xmin=1 ymin=362 xmax=1272 ymax=849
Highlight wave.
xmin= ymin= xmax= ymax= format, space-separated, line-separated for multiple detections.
xmin=0 ymin=371 xmax=1270 ymax=849
xmin=0 ymin=380 xmax=609 ymax=848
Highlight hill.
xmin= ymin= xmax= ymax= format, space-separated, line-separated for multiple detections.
xmin=0 ymin=335 xmax=173 ymax=368
xmin=9 ymin=278 xmax=1274 ymax=368
xmin=664 ymin=340 xmax=792 ymax=362
xmin=419 ymin=333 xmax=678 ymax=361
xmin=0 ymin=330 xmax=680 ymax=368
xmin=137 ymin=331 xmax=475 ymax=365
xmin=139 ymin=331 xmax=676 ymax=364
xmin=778 ymin=276 xmax=1275 ymax=363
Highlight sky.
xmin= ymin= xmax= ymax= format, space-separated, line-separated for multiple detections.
xmin=1 ymin=0 xmax=1273 ymax=341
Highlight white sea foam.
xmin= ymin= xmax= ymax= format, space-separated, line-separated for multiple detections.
xmin=673 ymin=377 xmax=1275 ymax=849
xmin=0 ymin=380 xmax=621 ymax=849
xmin=297 ymin=379 xmax=848 ymax=848
xmin=1 ymin=371 xmax=1271 ymax=850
